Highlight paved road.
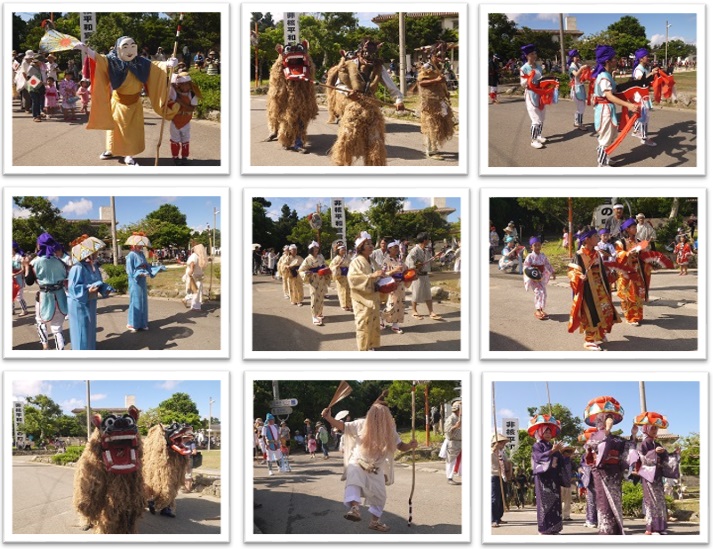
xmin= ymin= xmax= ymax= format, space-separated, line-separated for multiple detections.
xmin=489 ymin=261 xmax=698 ymax=352
xmin=250 ymin=94 xmax=459 ymax=166
xmin=253 ymin=450 xmax=461 ymax=535
xmin=490 ymin=507 xmax=699 ymax=536
xmin=487 ymin=95 xmax=696 ymax=168
xmin=252 ymin=273 xmax=461 ymax=352
xmin=12 ymin=456 xmax=221 ymax=535
xmin=12 ymin=98 xmax=221 ymax=167
xmin=12 ymin=295 xmax=221 ymax=351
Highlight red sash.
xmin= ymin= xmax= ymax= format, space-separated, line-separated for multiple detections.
xmin=652 ymin=71 xmax=676 ymax=103
xmin=524 ymin=71 xmax=559 ymax=111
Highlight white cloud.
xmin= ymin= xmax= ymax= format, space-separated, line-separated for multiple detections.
xmin=344 ymin=198 xmax=371 ymax=213
xmin=266 ymin=209 xmax=281 ymax=221
xmin=158 ymin=380 xmax=182 ymax=391
xmin=61 ymin=198 xmax=93 ymax=217
xmin=535 ymin=13 xmax=559 ymax=23
xmin=12 ymin=206 xmax=31 ymax=219
xmin=505 ymin=13 xmax=523 ymax=23
xmin=47 ymin=196 xmax=59 ymax=203
xmin=403 ymin=197 xmax=430 ymax=211
xmin=91 ymin=393 xmax=108 ymax=401
xmin=60 ymin=398 xmax=85 ymax=412
xmin=12 ymin=380 xmax=51 ymax=398
xmin=498 ymin=408 xmax=516 ymax=418
xmin=649 ymin=34 xmax=695 ymax=47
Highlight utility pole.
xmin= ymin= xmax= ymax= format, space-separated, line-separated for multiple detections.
xmin=110 ymin=197 xmax=118 ymax=265
xmin=398 ymin=12 xmax=407 ymax=95
xmin=639 ymin=381 xmax=647 ymax=413
xmin=85 ymin=380 xmax=91 ymax=442
xmin=665 ymin=21 xmax=671 ymax=69
xmin=208 ymin=207 xmax=219 ymax=300
xmin=208 ymin=397 xmax=215 ymax=451
xmin=568 ymin=198 xmax=573 ymax=258
xmin=558 ymin=14 xmax=566 ymax=73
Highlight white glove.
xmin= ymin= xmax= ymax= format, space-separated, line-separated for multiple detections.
xmin=74 ymin=41 xmax=87 ymax=52
xmin=166 ymin=57 xmax=179 ymax=69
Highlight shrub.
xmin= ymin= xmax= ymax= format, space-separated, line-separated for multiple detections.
xmin=622 ymin=480 xmax=644 ymax=517
xmin=105 ymin=275 xmax=128 ymax=294
xmin=213 ymin=263 xmax=220 ymax=280
xmin=101 ymin=264 xmax=125 ymax=278
xmin=51 ymin=445 xmax=84 ymax=465
xmin=190 ymin=70 xmax=221 ymax=118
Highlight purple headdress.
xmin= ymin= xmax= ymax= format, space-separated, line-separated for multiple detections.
xmin=12 ymin=240 xmax=24 ymax=256
xmin=520 ymin=43 xmax=536 ymax=63
xmin=529 ymin=236 xmax=541 ymax=245
xmin=36 ymin=232 xmax=61 ymax=258
xmin=592 ymin=45 xmax=616 ymax=80
xmin=578 ymin=228 xmax=597 ymax=243
xmin=567 ymin=49 xmax=580 ymax=65
xmin=632 ymin=47 xmax=649 ymax=77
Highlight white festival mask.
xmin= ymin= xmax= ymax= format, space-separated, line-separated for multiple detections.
xmin=118 ymin=37 xmax=138 ymax=62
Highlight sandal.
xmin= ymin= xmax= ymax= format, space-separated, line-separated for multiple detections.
xmin=369 ymin=520 xmax=391 ymax=532
xmin=429 ymin=313 xmax=443 ymax=320
xmin=412 ymin=313 xmax=424 ymax=320
xmin=583 ymin=342 xmax=602 ymax=351
xmin=344 ymin=506 xmax=361 ymax=522
xmin=534 ymin=311 xmax=544 ymax=320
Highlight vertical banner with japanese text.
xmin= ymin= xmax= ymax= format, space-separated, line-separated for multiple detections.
xmin=331 ymin=198 xmax=346 ymax=245
xmin=284 ymin=12 xmax=300 ymax=45
xmin=502 ymin=418 xmax=519 ymax=452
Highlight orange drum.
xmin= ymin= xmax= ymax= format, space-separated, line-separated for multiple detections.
xmin=376 ymin=277 xmax=398 ymax=293
xmin=402 ymin=269 xmax=418 ymax=282
xmin=318 ymin=267 xmax=332 ymax=277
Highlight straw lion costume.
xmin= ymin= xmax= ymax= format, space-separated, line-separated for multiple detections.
xmin=73 ymin=406 xmax=145 ymax=534
xmin=143 ymin=423 xmax=193 ymax=516
xmin=266 ymin=41 xmax=319 ymax=153
xmin=331 ymin=37 xmax=404 ymax=166
xmin=417 ymin=41 xmax=455 ymax=159
xmin=325 ymin=50 xmax=354 ymax=123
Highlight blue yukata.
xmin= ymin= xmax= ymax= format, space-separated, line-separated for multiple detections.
xmin=29 ymin=255 xmax=69 ymax=350
xmin=126 ymin=250 xmax=155 ymax=330
xmin=519 ymin=62 xmax=546 ymax=142
xmin=68 ymin=261 xmax=112 ymax=350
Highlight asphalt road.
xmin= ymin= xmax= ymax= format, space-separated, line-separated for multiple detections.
xmin=253 ymin=449 xmax=461 ymax=535
xmin=12 ymin=456 xmax=221 ymax=535
xmin=490 ymin=507 xmax=699 ymax=536
xmin=12 ymin=97 xmax=221 ymax=167
xmin=12 ymin=295 xmax=221 ymax=351
xmin=250 ymin=94 xmax=459 ymax=166
xmin=489 ymin=261 xmax=698 ymax=352
xmin=487 ymin=94 xmax=696 ymax=168
xmin=252 ymin=273 xmax=461 ymax=352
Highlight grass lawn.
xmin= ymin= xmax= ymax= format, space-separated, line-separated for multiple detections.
xmin=536 ymin=240 xmax=573 ymax=277
xmin=146 ymin=263 xmax=221 ymax=297
xmin=196 ymin=449 xmax=221 ymax=470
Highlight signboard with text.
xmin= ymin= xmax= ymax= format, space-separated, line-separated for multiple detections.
xmin=502 ymin=418 xmax=519 ymax=451
xmin=331 ymin=198 xmax=346 ymax=244
xmin=270 ymin=398 xmax=299 ymax=407
xmin=284 ymin=12 xmax=300 ymax=45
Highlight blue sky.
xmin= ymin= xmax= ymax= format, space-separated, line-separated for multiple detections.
xmin=12 ymin=379 xmax=221 ymax=419
xmin=272 ymin=12 xmax=382 ymax=28
xmin=262 ymin=197 xmax=461 ymax=223
xmin=12 ymin=196 xmax=221 ymax=234
xmin=505 ymin=13 xmax=697 ymax=47
xmin=493 ymin=381 xmax=700 ymax=438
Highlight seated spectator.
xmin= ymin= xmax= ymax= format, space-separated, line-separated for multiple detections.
xmin=498 ymin=236 xmax=523 ymax=274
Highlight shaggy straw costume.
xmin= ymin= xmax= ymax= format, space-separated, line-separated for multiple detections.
xmin=143 ymin=424 xmax=189 ymax=514
xmin=266 ymin=42 xmax=319 ymax=151
xmin=326 ymin=51 xmax=352 ymax=123
xmin=417 ymin=42 xmax=455 ymax=158
xmin=331 ymin=38 xmax=403 ymax=166
xmin=73 ymin=407 xmax=145 ymax=534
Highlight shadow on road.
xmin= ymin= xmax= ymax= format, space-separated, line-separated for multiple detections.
xmin=138 ymin=498 xmax=221 ymax=534
xmin=603 ymin=334 xmax=697 ymax=352
xmin=616 ymin=120 xmax=697 ymax=168
xmin=489 ymin=332 xmax=532 ymax=351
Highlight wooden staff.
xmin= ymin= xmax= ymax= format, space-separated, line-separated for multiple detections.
xmin=408 ymin=381 xmax=416 ymax=527
xmin=299 ymin=76 xmax=417 ymax=114
xmin=155 ymin=13 xmax=183 ymax=166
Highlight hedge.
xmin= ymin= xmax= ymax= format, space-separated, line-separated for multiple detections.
xmin=51 ymin=445 xmax=84 ymax=465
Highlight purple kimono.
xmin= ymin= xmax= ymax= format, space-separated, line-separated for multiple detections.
xmin=580 ymin=454 xmax=598 ymax=526
xmin=638 ymin=437 xmax=680 ymax=534
xmin=532 ymin=441 xmax=563 ymax=534
xmin=585 ymin=430 xmax=637 ymax=535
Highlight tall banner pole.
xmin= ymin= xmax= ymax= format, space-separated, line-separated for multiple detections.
xmin=155 ymin=13 xmax=183 ymax=166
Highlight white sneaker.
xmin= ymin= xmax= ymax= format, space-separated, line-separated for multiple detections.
xmin=641 ymin=139 xmax=657 ymax=147
xmin=632 ymin=131 xmax=643 ymax=139
xmin=268 ymin=470 xmax=274 ymax=476
xmin=536 ymin=136 xmax=547 ymax=143
xmin=99 ymin=151 xmax=113 ymax=160
xmin=531 ymin=141 xmax=543 ymax=149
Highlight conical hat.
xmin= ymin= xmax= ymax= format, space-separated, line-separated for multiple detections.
xmin=578 ymin=427 xmax=598 ymax=443
xmin=584 ymin=395 xmax=624 ymax=426
xmin=125 ymin=233 xmax=151 ymax=247
xmin=70 ymin=235 xmax=105 ymax=263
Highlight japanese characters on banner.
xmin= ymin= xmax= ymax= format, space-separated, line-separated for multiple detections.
xmin=80 ymin=12 xmax=96 ymax=68
xmin=502 ymin=418 xmax=519 ymax=451
xmin=331 ymin=198 xmax=346 ymax=244
xmin=284 ymin=12 xmax=300 ymax=45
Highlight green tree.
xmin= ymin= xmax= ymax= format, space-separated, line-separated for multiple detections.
xmin=146 ymin=204 xmax=188 ymax=227
xmin=55 ymin=414 xmax=86 ymax=437
xmin=399 ymin=207 xmax=451 ymax=243
xmin=288 ymin=208 xmax=338 ymax=253
xmin=136 ymin=407 xmax=162 ymax=436
xmin=12 ymin=13 xmax=28 ymax=52
xmin=274 ymin=204 xmax=299 ymax=246
xmin=19 ymin=395 xmax=63 ymax=443
xmin=515 ymin=28 xmax=561 ymax=65
xmin=157 ymin=392 xmax=202 ymax=429
xmin=377 ymin=15 xmax=457 ymax=64
xmin=679 ymin=433 xmax=699 ymax=475
xmin=253 ymin=198 xmax=276 ymax=249
xmin=365 ymin=197 xmax=405 ymax=240
xmin=488 ymin=13 xmax=519 ymax=61
xmin=607 ymin=16 xmax=647 ymax=40
xmin=516 ymin=197 xmax=604 ymax=231
xmin=386 ymin=380 xmax=460 ymax=429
